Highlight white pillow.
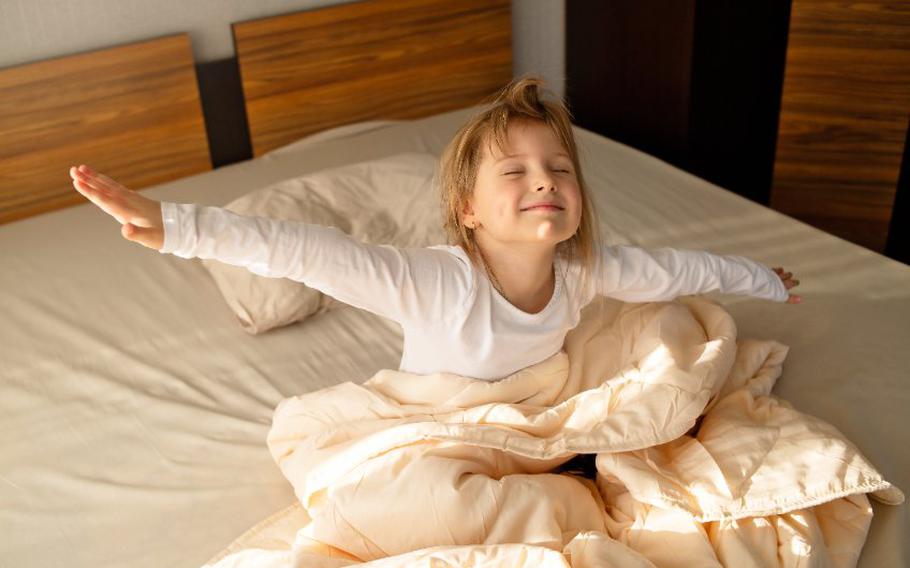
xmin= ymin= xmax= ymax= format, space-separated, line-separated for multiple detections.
xmin=201 ymin=153 xmax=447 ymax=334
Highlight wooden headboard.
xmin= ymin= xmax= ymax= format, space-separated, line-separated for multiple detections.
xmin=0 ymin=34 xmax=211 ymax=225
xmin=0 ymin=0 xmax=512 ymax=224
xmin=232 ymin=0 xmax=512 ymax=157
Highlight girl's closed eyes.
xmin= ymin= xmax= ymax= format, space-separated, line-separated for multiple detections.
xmin=503 ymin=168 xmax=572 ymax=176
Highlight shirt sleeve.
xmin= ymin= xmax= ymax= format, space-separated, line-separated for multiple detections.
xmin=158 ymin=201 xmax=472 ymax=324
xmin=595 ymin=244 xmax=790 ymax=303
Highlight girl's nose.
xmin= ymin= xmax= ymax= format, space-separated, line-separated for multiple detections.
xmin=534 ymin=168 xmax=557 ymax=191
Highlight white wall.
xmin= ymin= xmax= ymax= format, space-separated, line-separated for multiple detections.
xmin=513 ymin=0 xmax=566 ymax=99
xmin=0 ymin=0 xmax=565 ymax=99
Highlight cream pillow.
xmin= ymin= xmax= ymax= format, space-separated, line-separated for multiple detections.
xmin=201 ymin=153 xmax=447 ymax=334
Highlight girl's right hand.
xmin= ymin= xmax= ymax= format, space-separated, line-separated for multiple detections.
xmin=70 ymin=164 xmax=164 ymax=250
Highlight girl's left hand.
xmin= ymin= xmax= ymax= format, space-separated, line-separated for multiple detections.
xmin=772 ymin=266 xmax=802 ymax=304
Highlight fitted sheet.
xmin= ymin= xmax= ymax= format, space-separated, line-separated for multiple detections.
xmin=1 ymin=105 xmax=907 ymax=567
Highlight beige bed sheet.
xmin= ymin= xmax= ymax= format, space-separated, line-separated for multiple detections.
xmin=1 ymin=105 xmax=907 ymax=567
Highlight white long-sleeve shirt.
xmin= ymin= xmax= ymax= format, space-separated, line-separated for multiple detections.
xmin=160 ymin=202 xmax=789 ymax=381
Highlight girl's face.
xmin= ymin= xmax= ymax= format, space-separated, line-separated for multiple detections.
xmin=464 ymin=119 xmax=582 ymax=248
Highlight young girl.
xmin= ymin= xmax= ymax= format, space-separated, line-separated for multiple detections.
xmin=69 ymin=75 xmax=801 ymax=382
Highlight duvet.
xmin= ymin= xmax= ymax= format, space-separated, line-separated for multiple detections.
xmin=206 ymin=295 xmax=904 ymax=567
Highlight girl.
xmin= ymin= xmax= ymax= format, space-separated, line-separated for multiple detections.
xmin=69 ymin=75 xmax=801 ymax=382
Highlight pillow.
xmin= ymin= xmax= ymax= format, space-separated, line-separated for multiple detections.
xmin=201 ymin=152 xmax=447 ymax=334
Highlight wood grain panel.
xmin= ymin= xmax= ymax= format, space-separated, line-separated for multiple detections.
xmin=0 ymin=34 xmax=211 ymax=224
xmin=771 ymin=1 xmax=910 ymax=252
xmin=233 ymin=0 xmax=512 ymax=157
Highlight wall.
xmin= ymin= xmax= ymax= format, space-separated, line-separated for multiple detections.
xmin=0 ymin=0 xmax=566 ymax=99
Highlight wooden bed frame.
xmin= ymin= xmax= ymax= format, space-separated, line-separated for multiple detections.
xmin=0 ymin=0 xmax=512 ymax=224
xmin=0 ymin=34 xmax=211 ymax=225
xmin=232 ymin=0 xmax=511 ymax=157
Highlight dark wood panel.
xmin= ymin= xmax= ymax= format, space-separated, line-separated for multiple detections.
xmin=566 ymin=0 xmax=696 ymax=169
xmin=0 ymin=34 xmax=211 ymax=224
xmin=771 ymin=1 xmax=910 ymax=252
xmin=196 ymin=58 xmax=252 ymax=168
xmin=233 ymin=0 xmax=512 ymax=157
xmin=687 ymin=2 xmax=792 ymax=206
xmin=885 ymin=116 xmax=909 ymax=264
xmin=566 ymin=1 xmax=792 ymax=208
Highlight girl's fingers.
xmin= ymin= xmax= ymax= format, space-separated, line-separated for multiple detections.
xmin=89 ymin=171 xmax=121 ymax=192
xmin=71 ymin=167 xmax=98 ymax=187
xmin=73 ymin=167 xmax=115 ymax=193
xmin=771 ymin=267 xmax=802 ymax=302
xmin=93 ymin=170 xmax=130 ymax=193
xmin=772 ymin=266 xmax=797 ymax=284
xmin=72 ymin=174 xmax=109 ymax=198
xmin=72 ymin=165 xmax=92 ymax=178
xmin=72 ymin=178 xmax=128 ymax=224
xmin=72 ymin=165 xmax=125 ymax=194
xmin=78 ymin=164 xmax=101 ymax=181
xmin=72 ymin=177 xmax=105 ymax=203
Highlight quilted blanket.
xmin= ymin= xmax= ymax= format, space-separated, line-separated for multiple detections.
xmin=206 ymin=296 xmax=904 ymax=567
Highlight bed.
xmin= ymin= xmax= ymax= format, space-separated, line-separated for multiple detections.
xmin=1 ymin=1 xmax=907 ymax=567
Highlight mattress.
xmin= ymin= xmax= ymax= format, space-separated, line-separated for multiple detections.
xmin=1 ymin=105 xmax=907 ymax=567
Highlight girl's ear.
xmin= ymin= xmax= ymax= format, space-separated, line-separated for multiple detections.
xmin=461 ymin=198 xmax=476 ymax=228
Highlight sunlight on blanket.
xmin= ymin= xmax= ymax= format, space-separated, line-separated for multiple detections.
xmin=790 ymin=537 xmax=811 ymax=557
xmin=789 ymin=515 xmax=810 ymax=529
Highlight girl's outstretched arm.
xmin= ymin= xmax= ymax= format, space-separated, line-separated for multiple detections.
xmin=70 ymin=165 xmax=470 ymax=326
xmin=70 ymin=164 xmax=163 ymax=250
xmin=159 ymin=202 xmax=470 ymax=325
xmin=595 ymin=245 xmax=801 ymax=304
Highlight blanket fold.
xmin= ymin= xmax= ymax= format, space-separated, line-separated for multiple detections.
xmin=206 ymin=296 xmax=903 ymax=568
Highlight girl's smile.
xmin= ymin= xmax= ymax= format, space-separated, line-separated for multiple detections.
xmin=522 ymin=204 xmax=563 ymax=213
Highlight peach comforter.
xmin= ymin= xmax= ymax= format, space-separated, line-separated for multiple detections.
xmin=207 ymin=296 xmax=904 ymax=567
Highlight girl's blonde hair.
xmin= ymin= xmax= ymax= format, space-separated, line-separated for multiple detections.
xmin=438 ymin=73 xmax=602 ymax=296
